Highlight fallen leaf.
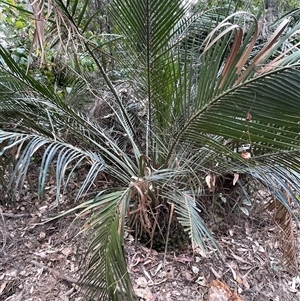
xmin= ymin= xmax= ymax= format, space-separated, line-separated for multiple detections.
xmin=61 ymin=247 xmax=72 ymax=257
xmin=236 ymin=277 xmax=243 ymax=285
xmin=196 ymin=276 xmax=207 ymax=286
xmin=241 ymin=151 xmax=251 ymax=159
xmin=173 ymin=256 xmax=193 ymax=263
xmin=135 ymin=276 xmax=148 ymax=287
xmin=135 ymin=287 xmax=153 ymax=301
xmin=34 ymin=251 xmax=47 ymax=258
xmin=207 ymin=280 xmax=245 ymax=301
xmin=233 ymin=173 xmax=239 ymax=185
xmin=242 ymin=198 xmax=252 ymax=206
xmin=39 ymin=232 xmax=46 ymax=239
xmin=143 ymin=267 xmax=153 ymax=283
xmin=205 ymin=174 xmax=216 ymax=192
xmin=192 ymin=266 xmax=199 ymax=274
xmin=229 ymin=252 xmax=251 ymax=264
xmin=236 ymin=248 xmax=248 ymax=252
xmin=181 ymin=270 xmax=193 ymax=281
xmin=151 ymin=262 xmax=162 ymax=276
xmin=226 ymin=262 xmax=237 ymax=280
xmin=209 ymin=266 xmax=222 ymax=278
xmin=0 ymin=281 xmax=7 ymax=294
xmin=242 ymin=278 xmax=250 ymax=290
xmin=240 ymin=207 xmax=249 ymax=216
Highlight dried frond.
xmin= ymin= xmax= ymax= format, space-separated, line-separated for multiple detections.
xmin=265 ymin=196 xmax=298 ymax=270
xmin=129 ymin=177 xmax=154 ymax=236
xmin=50 ymin=2 xmax=83 ymax=58
xmin=28 ymin=0 xmax=47 ymax=66
xmin=28 ymin=0 xmax=85 ymax=66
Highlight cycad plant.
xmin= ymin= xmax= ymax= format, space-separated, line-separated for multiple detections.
xmin=1 ymin=0 xmax=300 ymax=300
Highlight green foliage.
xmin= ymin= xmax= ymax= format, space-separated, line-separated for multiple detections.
xmin=192 ymin=0 xmax=300 ymax=14
xmin=0 ymin=0 xmax=33 ymax=50
xmin=1 ymin=1 xmax=300 ymax=300
xmin=0 ymin=0 xmax=114 ymax=101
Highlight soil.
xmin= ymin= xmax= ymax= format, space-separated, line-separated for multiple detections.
xmin=1 ymin=186 xmax=300 ymax=301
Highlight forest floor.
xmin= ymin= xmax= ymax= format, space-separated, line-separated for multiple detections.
xmin=1 ymin=181 xmax=300 ymax=301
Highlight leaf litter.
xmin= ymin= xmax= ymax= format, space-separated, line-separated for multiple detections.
xmin=0 ymin=181 xmax=300 ymax=300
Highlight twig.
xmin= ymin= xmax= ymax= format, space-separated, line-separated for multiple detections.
xmin=2 ymin=213 xmax=32 ymax=218
xmin=163 ymin=203 xmax=174 ymax=268
xmin=30 ymin=260 xmax=78 ymax=283
xmin=0 ymin=209 xmax=7 ymax=250
xmin=148 ymin=278 xmax=168 ymax=286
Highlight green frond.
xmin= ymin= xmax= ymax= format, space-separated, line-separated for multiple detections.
xmin=165 ymin=11 xmax=300 ymax=158
xmin=169 ymin=190 xmax=219 ymax=251
xmin=79 ymin=190 xmax=134 ymax=301
xmin=110 ymin=0 xmax=193 ymax=138
xmin=250 ymin=165 xmax=300 ymax=215
xmin=1 ymin=43 xmax=142 ymax=181
xmin=0 ymin=46 xmax=62 ymax=103
xmin=0 ymin=131 xmax=106 ymax=201
xmin=167 ymin=67 xmax=300 ymax=164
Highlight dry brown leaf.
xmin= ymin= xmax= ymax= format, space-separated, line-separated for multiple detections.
xmin=172 ymin=256 xmax=193 ymax=263
xmin=236 ymin=18 xmax=290 ymax=85
xmin=229 ymin=252 xmax=251 ymax=264
xmin=209 ymin=266 xmax=222 ymax=278
xmin=266 ymin=197 xmax=298 ymax=269
xmin=205 ymin=174 xmax=216 ymax=192
xmin=207 ymin=280 xmax=245 ymax=301
xmin=29 ymin=0 xmax=46 ymax=65
xmin=241 ymin=151 xmax=251 ymax=159
xmin=242 ymin=278 xmax=250 ymax=290
xmin=219 ymin=27 xmax=243 ymax=88
xmin=246 ymin=112 xmax=252 ymax=122
xmin=236 ymin=277 xmax=243 ymax=285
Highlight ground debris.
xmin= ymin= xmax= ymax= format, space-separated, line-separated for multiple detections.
xmin=1 ymin=190 xmax=300 ymax=300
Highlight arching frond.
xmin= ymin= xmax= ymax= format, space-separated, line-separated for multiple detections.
xmin=0 ymin=131 xmax=105 ymax=200
xmin=78 ymin=189 xmax=134 ymax=301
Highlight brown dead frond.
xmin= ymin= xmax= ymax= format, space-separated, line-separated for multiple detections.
xmin=220 ymin=15 xmax=260 ymax=88
xmin=50 ymin=2 xmax=83 ymax=58
xmin=236 ymin=17 xmax=290 ymax=85
xmin=128 ymin=176 xmax=154 ymax=237
xmin=28 ymin=0 xmax=84 ymax=69
xmin=205 ymin=12 xmax=293 ymax=89
xmin=28 ymin=0 xmax=48 ymax=66
xmin=255 ymin=38 xmax=300 ymax=76
xmin=265 ymin=195 xmax=298 ymax=270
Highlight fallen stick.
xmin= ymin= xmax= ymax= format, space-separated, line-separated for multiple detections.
xmin=30 ymin=260 xmax=78 ymax=283
xmin=2 ymin=212 xmax=32 ymax=218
